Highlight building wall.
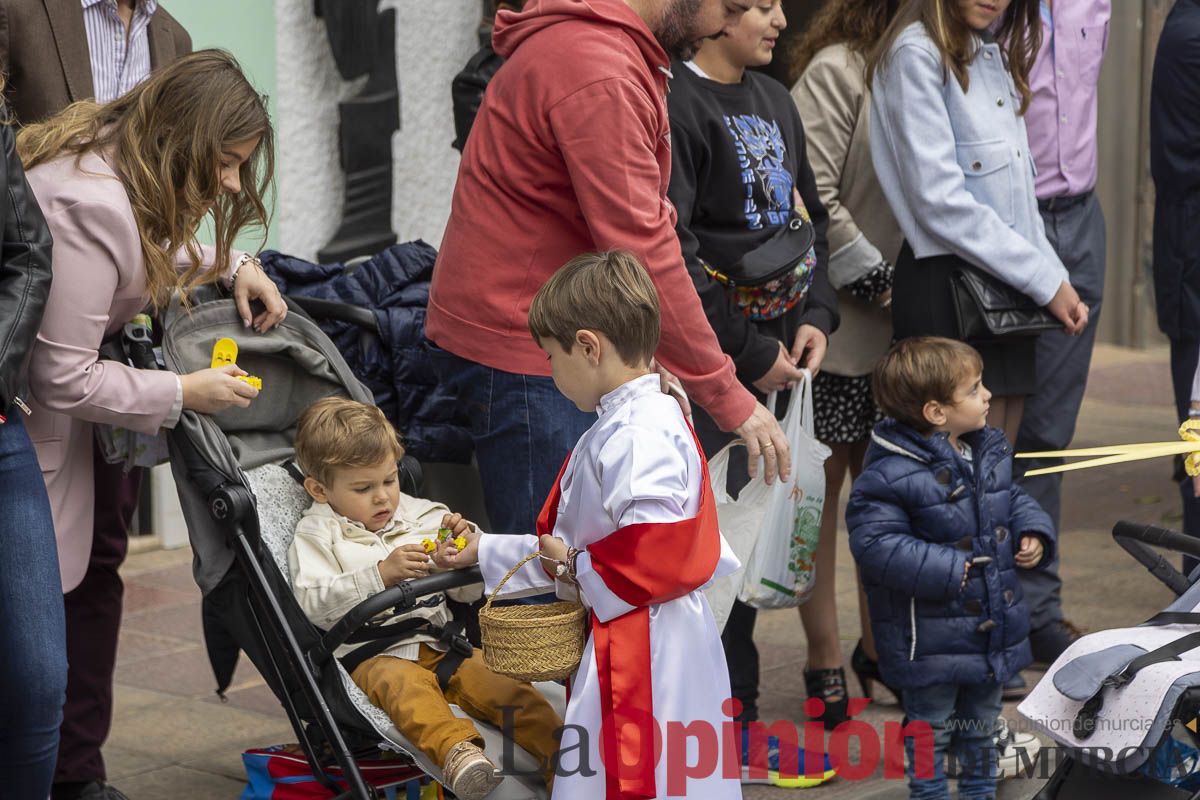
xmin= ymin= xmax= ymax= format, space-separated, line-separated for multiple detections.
xmin=169 ymin=0 xmax=280 ymax=251
xmin=273 ymin=0 xmax=481 ymax=262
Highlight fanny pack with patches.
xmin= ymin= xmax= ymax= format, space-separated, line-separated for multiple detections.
xmin=703 ymin=202 xmax=817 ymax=322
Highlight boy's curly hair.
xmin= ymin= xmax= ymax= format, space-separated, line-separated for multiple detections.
xmin=294 ymin=397 xmax=404 ymax=486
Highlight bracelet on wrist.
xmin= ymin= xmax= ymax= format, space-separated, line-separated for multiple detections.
xmin=231 ymin=253 xmax=261 ymax=288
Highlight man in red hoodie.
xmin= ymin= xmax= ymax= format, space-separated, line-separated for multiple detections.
xmin=428 ymin=0 xmax=791 ymax=536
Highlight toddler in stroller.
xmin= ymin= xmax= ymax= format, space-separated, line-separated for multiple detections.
xmin=288 ymin=397 xmax=561 ymax=799
xmin=158 ymin=286 xmax=562 ymax=799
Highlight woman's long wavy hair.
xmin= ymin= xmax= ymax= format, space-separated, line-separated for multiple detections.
xmin=865 ymin=0 xmax=1042 ymax=114
xmin=788 ymin=0 xmax=900 ymax=86
xmin=16 ymin=49 xmax=274 ymax=307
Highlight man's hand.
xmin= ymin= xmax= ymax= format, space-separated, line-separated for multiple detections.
xmin=378 ymin=544 xmax=430 ymax=585
xmin=434 ymin=526 xmax=481 ymax=569
xmin=790 ymin=324 xmax=827 ymax=376
xmin=752 ymin=341 xmax=807 ymax=394
xmin=651 ymin=359 xmax=691 ymax=419
xmin=1015 ymin=535 xmax=1045 ymax=569
xmin=733 ymin=402 xmax=791 ymax=484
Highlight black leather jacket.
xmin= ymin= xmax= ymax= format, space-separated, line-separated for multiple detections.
xmin=0 ymin=123 xmax=53 ymax=416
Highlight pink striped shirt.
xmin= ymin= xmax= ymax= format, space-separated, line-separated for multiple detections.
xmin=1026 ymin=0 xmax=1111 ymax=199
xmin=81 ymin=0 xmax=157 ymax=104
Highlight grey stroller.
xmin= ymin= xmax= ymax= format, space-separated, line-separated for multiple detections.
xmin=158 ymin=286 xmax=560 ymax=799
xmin=1018 ymin=521 xmax=1200 ymax=799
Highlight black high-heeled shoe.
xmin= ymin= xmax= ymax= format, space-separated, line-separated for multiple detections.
xmin=851 ymin=639 xmax=901 ymax=702
xmin=804 ymin=666 xmax=849 ymax=730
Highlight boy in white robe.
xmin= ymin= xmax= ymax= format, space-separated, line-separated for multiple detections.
xmin=437 ymin=251 xmax=744 ymax=799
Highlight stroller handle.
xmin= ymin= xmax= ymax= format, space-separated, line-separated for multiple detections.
xmin=284 ymin=294 xmax=379 ymax=333
xmin=1111 ymin=521 xmax=1200 ymax=597
xmin=314 ymin=566 xmax=484 ymax=659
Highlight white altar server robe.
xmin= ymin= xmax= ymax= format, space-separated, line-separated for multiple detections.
xmin=478 ymin=373 xmax=742 ymax=799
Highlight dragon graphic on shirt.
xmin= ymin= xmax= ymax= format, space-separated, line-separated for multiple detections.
xmin=724 ymin=113 xmax=793 ymax=230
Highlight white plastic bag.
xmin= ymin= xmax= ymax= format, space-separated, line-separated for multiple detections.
xmin=703 ymin=439 xmax=777 ymax=633
xmin=738 ymin=371 xmax=831 ymax=609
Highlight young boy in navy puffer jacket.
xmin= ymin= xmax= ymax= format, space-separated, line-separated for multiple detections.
xmin=846 ymin=337 xmax=1056 ymax=800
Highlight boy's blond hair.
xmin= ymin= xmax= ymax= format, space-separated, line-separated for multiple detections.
xmin=527 ymin=250 xmax=660 ymax=367
xmin=872 ymin=337 xmax=984 ymax=434
xmin=294 ymin=397 xmax=404 ymax=485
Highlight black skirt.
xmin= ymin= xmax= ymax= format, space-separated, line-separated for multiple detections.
xmin=892 ymin=243 xmax=1038 ymax=397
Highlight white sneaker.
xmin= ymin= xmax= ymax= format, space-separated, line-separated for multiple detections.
xmin=443 ymin=741 xmax=503 ymax=800
xmin=995 ymin=718 xmax=1042 ymax=779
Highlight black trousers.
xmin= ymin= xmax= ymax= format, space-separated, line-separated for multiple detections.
xmin=53 ymin=447 xmax=144 ymax=786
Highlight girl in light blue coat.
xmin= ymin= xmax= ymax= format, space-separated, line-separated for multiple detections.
xmin=866 ymin=0 xmax=1089 ymax=444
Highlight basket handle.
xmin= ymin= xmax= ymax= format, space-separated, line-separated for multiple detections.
xmin=483 ymin=550 xmax=544 ymax=612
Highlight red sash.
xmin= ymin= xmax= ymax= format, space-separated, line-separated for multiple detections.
xmin=536 ymin=426 xmax=721 ymax=799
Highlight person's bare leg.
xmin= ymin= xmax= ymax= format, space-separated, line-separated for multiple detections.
xmin=986 ymin=395 xmax=1025 ymax=443
xmin=1004 ymin=396 xmax=1025 ymax=443
xmin=800 ymin=444 xmax=852 ymax=672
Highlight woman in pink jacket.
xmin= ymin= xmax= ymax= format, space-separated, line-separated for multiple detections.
xmin=16 ymin=50 xmax=286 ymax=798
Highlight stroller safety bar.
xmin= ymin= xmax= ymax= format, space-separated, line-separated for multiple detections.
xmin=312 ymin=567 xmax=484 ymax=664
xmin=1112 ymin=521 xmax=1200 ymax=597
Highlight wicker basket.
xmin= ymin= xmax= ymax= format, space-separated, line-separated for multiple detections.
xmin=479 ymin=551 xmax=587 ymax=682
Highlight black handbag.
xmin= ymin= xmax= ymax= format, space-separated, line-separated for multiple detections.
xmin=950 ymin=266 xmax=1060 ymax=339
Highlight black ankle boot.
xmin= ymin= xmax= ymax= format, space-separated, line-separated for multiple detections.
xmin=850 ymin=639 xmax=901 ymax=702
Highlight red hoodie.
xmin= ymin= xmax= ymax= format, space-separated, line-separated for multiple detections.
xmin=426 ymin=0 xmax=755 ymax=431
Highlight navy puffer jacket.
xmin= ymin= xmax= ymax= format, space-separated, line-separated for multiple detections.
xmin=846 ymin=420 xmax=1055 ymax=690
xmin=260 ymin=242 xmax=472 ymax=464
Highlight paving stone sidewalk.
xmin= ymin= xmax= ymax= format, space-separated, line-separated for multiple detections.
xmin=108 ymin=344 xmax=1183 ymax=798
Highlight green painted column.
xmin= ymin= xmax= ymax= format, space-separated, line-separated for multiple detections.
xmin=166 ymin=0 xmax=279 ymax=251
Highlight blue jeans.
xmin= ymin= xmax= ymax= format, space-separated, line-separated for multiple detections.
xmin=427 ymin=345 xmax=595 ymax=534
xmin=902 ymin=681 xmax=1003 ymax=800
xmin=0 ymin=413 xmax=68 ymax=798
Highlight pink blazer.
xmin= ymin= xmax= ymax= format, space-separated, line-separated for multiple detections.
xmin=24 ymin=149 xmax=231 ymax=592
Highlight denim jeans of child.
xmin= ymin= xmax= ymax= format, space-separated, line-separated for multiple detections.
xmin=428 ymin=344 xmax=595 ymax=535
xmin=902 ymin=681 xmax=1003 ymax=800
xmin=0 ymin=413 xmax=68 ymax=797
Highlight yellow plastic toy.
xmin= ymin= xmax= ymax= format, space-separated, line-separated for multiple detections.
xmin=422 ymin=533 xmax=467 ymax=553
xmin=211 ymin=337 xmax=263 ymax=392
xmin=211 ymin=337 xmax=238 ymax=368
xmin=1017 ymin=420 xmax=1200 ymax=477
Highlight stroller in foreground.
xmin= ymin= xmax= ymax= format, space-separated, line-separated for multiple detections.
xmin=1019 ymin=521 xmax=1200 ymax=799
xmin=159 ymin=286 xmax=559 ymax=799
